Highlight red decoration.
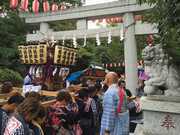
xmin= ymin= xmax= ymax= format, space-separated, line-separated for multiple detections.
xmin=60 ymin=3 xmax=67 ymax=11
xmin=20 ymin=0 xmax=29 ymax=11
xmin=51 ymin=3 xmax=58 ymax=12
xmin=109 ymin=63 xmax=113 ymax=68
xmin=146 ymin=34 xmax=153 ymax=46
xmin=118 ymin=17 xmax=123 ymax=23
xmin=32 ymin=0 xmax=39 ymax=14
xmin=114 ymin=17 xmax=120 ymax=23
xmin=92 ymin=19 xmax=96 ymax=22
xmin=98 ymin=19 xmax=103 ymax=23
xmin=110 ymin=17 xmax=114 ymax=23
xmin=106 ymin=64 xmax=108 ymax=68
xmin=10 ymin=0 xmax=18 ymax=9
xmin=43 ymin=0 xmax=50 ymax=12
xmin=105 ymin=17 xmax=123 ymax=24
xmin=134 ymin=15 xmax=142 ymax=21
xmin=161 ymin=114 xmax=175 ymax=130
xmin=105 ymin=18 xmax=111 ymax=23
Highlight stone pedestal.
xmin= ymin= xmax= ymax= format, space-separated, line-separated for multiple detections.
xmin=135 ymin=96 xmax=180 ymax=135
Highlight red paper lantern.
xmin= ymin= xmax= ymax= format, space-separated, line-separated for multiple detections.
xmin=134 ymin=15 xmax=142 ymax=21
xmin=32 ymin=0 xmax=39 ymax=14
xmin=119 ymin=17 xmax=123 ymax=23
xmin=110 ymin=17 xmax=114 ymax=23
xmin=105 ymin=18 xmax=111 ymax=24
xmin=60 ymin=4 xmax=67 ymax=11
xmin=114 ymin=17 xmax=123 ymax=23
xmin=43 ymin=0 xmax=50 ymax=12
xmin=98 ymin=19 xmax=103 ymax=23
xmin=109 ymin=63 xmax=113 ymax=67
xmin=20 ymin=0 xmax=29 ymax=11
xmin=10 ymin=0 xmax=18 ymax=9
xmin=51 ymin=3 xmax=58 ymax=12
xmin=114 ymin=17 xmax=119 ymax=23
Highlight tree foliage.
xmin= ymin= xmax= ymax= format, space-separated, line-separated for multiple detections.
xmin=138 ymin=0 xmax=180 ymax=64
xmin=0 ymin=68 xmax=23 ymax=85
xmin=0 ymin=11 xmax=27 ymax=73
xmin=77 ymin=37 xmax=124 ymax=66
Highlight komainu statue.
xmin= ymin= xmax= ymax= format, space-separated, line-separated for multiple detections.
xmin=142 ymin=44 xmax=180 ymax=96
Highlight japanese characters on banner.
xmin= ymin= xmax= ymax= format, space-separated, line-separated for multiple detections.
xmin=54 ymin=46 xmax=77 ymax=66
xmin=18 ymin=44 xmax=47 ymax=64
xmin=18 ymin=44 xmax=77 ymax=66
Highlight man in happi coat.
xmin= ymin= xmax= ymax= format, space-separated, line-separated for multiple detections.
xmin=100 ymin=72 xmax=129 ymax=135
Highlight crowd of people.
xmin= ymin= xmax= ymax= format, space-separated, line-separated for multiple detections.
xmin=0 ymin=71 xmax=144 ymax=135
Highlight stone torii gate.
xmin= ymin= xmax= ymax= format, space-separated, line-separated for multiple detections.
xmin=20 ymin=0 xmax=158 ymax=95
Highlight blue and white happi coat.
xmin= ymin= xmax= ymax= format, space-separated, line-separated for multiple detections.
xmin=100 ymin=84 xmax=129 ymax=135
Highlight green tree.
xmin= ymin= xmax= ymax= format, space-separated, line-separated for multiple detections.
xmin=138 ymin=0 xmax=180 ymax=64
xmin=77 ymin=37 xmax=124 ymax=66
xmin=0 ymin=11 xmax=27 ymax=73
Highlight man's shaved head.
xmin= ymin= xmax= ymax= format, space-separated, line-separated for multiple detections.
xmin=104 ymin=72 xmax=119 ymax=86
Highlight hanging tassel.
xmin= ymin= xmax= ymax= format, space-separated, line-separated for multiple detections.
xmin=73 ymin=36 xmax=77 ymax=48
xmin=96 ymin=33 xmax=101 ymax=46
xmin=107 ymin=31 xmax=112 ymax=44
xmin=62 ymin=36 xmax=65 ymax=45
xmin=120 ymin=28 xmax=124 ymax=41
xmin=83 ymin=34 xmax=87 ymax=47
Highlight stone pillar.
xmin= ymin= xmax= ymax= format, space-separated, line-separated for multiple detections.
xmin=76 ymin=19 xmax=87 ymax=30
xmin=40 ymin=22 xmax=49 ymax=34
xmin=123 ymin=13 xmax=138 ymax=95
